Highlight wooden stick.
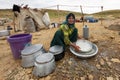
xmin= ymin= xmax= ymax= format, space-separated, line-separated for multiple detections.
xmin=101 ymin=6 xmax=103 ymax=25
xmin=80 ymin=5 xmax=84 ymax=26
xmin=57 ymin=5 xmax=60 ymax=23
xmin=13 ymin=12 xmax=16 ymax=32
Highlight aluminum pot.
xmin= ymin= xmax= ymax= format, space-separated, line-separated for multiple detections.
xmin=21 ymin=44 xmax=46 ymax=68
xmin=0 ymin=30 xmax=9 ymax=37
xmin=49 ymin=45 xmax=64 ymax=61
xmin=32 ymin=53 xmax=55 ymax=77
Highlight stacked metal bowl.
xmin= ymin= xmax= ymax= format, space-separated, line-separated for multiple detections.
xmin=70 ymin=39 xmax=98 ymax=58
xmin=49 ymin=45 xmax=64 ymax=61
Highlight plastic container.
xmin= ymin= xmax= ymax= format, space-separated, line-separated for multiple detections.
xmin=7 ymin=33 xmax=32 ymax=59
xmin=83 ymin=25 xmax=89 ymax=39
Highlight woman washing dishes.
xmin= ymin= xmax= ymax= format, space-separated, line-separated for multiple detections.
xmin=50 ymin=13 xmax=82 ymax=52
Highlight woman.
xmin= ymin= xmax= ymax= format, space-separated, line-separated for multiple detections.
xmin=50 ymin=13 xmax=81 ymax=52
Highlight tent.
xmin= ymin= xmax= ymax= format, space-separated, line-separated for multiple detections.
xmin=14 ymin=8 xmax=51 ymax=32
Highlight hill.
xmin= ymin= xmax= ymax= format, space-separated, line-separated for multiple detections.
xmin=0 ymin=9 xmax=13 ymax=19
xmin=93 ymin=9 xmax=120 ymax=19
xmin=0 ymin=9 xmax=120 ymax=19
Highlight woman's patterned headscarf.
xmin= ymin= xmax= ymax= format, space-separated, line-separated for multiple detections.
xmin=63 ymin=13 xmax=75 ymax=28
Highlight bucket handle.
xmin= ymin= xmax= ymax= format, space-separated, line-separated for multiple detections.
xmin=19 ymin=42 xmax=32 ymax=54
xmin=24 ymin=42 xmax=32 ymax=48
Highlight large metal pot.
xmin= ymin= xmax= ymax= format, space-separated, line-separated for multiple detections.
xmin=49 ymin=45 xmax=64 ymax=61
xmin=0 ymin=30 xmax=9 ymax=37
xmin=21 ymin=44 xmax=46 ymax=67
xmin=32 ymin=53 xmax=55 ymax=77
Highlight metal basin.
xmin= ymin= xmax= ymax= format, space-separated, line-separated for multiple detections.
xmin=70 ymin=44 xmax=98 ymax=58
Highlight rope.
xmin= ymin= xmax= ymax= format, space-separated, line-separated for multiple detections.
xmin=42 ymin=5 xmax=102 ymax=9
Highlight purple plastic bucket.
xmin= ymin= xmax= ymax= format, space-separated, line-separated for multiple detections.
xmin=7 ymin=33 xmax=32 ymax=59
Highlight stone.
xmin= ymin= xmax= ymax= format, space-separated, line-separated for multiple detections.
xmin=96 ymin=64 xmax=101 ymax=69
xmin=116 ymin=78 xmax=119 ymax=80
xmin=109 ymin=36 xmax=115 ymax=39
xmin=88 ymin=74 xmax=94 ymax=80
xmin=24 ymin=75 xmax=29 ymax=80
xmin=105 ymin=57 xmax=108 ymax=61
xmin=91 ymin=39 xmax=98 ymax=44
xmin=106 ymin=77 xmax=113 ymax=80
xmin=111 ymin=58 xmax=120 ymax=63
xmin=100 ymin=59 xmax=105 ymax=65
xmin=107 ymin=62 xmax=112 ymax=67
xmin=6 ymin=70 xmax=12 ymax=75
xmin=99 ymin=77 xmax=105 ymax=80
xmin=68 ymin=61 xmax=72 ymax=65
xmin=25 ymin=69 xmax=32 ymax=74
xmin=80 ymin=77 xmax=85 ymax=80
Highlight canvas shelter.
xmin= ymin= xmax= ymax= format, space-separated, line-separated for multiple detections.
xmin=13 ymin=8 xmax=51 ymax=32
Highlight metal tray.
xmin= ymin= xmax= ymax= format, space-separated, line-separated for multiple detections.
xmin=70 ymin=44 xmax=98 ymax=58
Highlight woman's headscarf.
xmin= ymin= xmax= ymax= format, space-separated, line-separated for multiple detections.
xmin=62 ymin=13 xmax=76 ymax=28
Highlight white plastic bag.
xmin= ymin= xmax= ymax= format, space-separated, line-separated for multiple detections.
xmin=42 ymin=12 xmax=51 ymax=27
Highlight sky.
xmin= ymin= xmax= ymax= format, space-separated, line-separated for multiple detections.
xmin=0 ymin=0 xmax=120 ymax=13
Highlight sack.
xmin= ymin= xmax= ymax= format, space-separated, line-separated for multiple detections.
xmin=42 ymin=12 xmax=51 ymax=27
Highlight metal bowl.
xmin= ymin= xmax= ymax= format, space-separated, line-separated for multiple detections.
xmin=70 ymin=44 xmax=98 ymax=58
xmin=49 ymin=45 xmax=64 ymax=61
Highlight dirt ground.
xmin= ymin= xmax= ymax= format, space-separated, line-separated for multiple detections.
xmin=0 ymin=19 xmax=120 ymax=80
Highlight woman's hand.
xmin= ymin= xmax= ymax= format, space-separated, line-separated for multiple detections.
xmin=70 ymin=42 xmax=80 ymax=52
xmin=78 ymin=36 xmax=81 ymax=39
xmin=74 ymin=45 xmax=80 ymax=52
